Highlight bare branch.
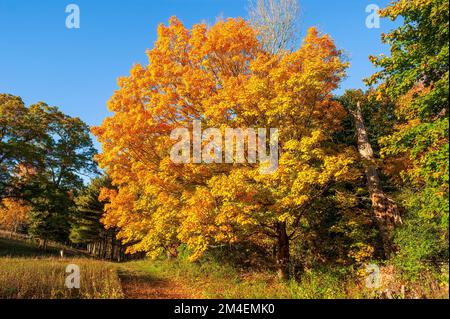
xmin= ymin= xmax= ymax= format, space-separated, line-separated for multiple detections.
xmin=248 ymin=0 xmax=301 ymax=54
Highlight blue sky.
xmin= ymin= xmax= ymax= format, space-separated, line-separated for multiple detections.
xmin=0 ymin=0 xmax=398 ymax=149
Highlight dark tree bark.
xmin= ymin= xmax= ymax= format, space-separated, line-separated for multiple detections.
xmin=102 ymin=236 xmax=108 ymax=259
xmin=110 ymin=233 xmax=115 ymax=261
xmin=276 ymin=221 xmax=290 ymax=280
xmin=351 ymin=102 xmax=402 ymax=257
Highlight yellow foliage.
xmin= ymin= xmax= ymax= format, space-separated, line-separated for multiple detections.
xmin=93 ymin=17 xmax=355 ymax=259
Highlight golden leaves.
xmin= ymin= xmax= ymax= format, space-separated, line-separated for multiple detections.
xmin=93 ymin=17 xmax=354 ymax=259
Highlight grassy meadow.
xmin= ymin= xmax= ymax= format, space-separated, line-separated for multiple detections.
xmin=120 ymin=259 xmax=353 ymax=299
xmin=0 ymin=235 xmax=448 ymax=299
xmin=0 ymin=257 xmax=123 ymax=299
xmin=118 ymin=257 xmax=449 ymax=299
xmin=0 ymin=235 xmax=123 ymax=299
xmin=0 ymin=237 xmax=68 ymax=258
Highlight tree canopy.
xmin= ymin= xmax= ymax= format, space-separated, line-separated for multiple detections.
xmin=93 ymin=17 xmax=362 ymax=278
xmin=0 ymin=94 xmax=98 ymax=244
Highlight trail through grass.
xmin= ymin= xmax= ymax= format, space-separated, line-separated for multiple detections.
xmin=118 ymin=263 xmax=195 ymax=299
xmin=1 ymin=236 xmax=447 ymax=299
xmin=122 ymin=259 xmax=351 ymax=299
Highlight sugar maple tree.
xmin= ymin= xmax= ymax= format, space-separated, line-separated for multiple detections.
xmin=93 ymin=17 xmax=357 ymax=278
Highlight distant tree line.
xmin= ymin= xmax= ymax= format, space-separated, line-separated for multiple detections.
xmin=0 ymin=94 xmax=134 ymax=261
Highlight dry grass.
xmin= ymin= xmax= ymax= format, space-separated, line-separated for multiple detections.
xmin=0 ymin=236 xmax=446 ymax=299
xmin=0 ymin=258 xmax=123 ymax=299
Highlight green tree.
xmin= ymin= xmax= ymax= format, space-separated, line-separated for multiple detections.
xmin=70 ymin=176 xmax=111 ymax=245
xmin=41 ymin=104 xmax=98 ymax=190
xmin=28 ymin=104 xmax=98 ymax=244
xmin=70 ymin=176 xmax=126 ymax=260
xmin=0 ymin=94 xmax=46 ymax=198
xmin=1 ymin=93 xmax=98 ymax=244
xmin=367 ymin=0 xmax=449 ymax=275
xmin=28 ymin=180 xmax=73 ymax=247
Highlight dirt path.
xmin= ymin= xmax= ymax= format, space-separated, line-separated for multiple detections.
xmin=118 ymin=266 xmax=196 ymax=299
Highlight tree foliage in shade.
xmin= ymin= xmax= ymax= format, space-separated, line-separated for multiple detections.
xmin=70 ymin=176 xmax=112 ymax=244
xmin=337 ymin=89 xmax=402 ymax=257
xmin=28 ymin=181 xmax=74 ymax=244
xmin=337 ymin=89 xmax=396 ymax=156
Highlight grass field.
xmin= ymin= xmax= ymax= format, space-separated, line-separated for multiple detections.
xmin=0 ymin=235 xmax=123 ymax=299
xmin=120 ymin=259 xmax=353 ymax=299
xmin=0 ymin=234 xmax=86 ymax=258
xmin=119 ymin=258 xmax=449 ymax=299
xmin=0 ymin=237 xmax=356 ymax=299
xmin=0 ymin=236 xmax=448 ymax=299
xmin=0 ymin=238 xmax=66 ymax=258
xmin=0 ymin=258 xmax=123 ymax=299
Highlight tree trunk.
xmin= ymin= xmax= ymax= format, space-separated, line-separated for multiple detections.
xmin=99 ymin=240 xmax=104 ymax=259
xmin=103 ymin=236 xmax=108 ymax=259
xmin=276 ymin=221 xmax=290 ymax=280
xmin=118 ymin=246 xmax=124 ymax=262
xmin=110 ymin=234 xmax=115 ymax=261
xmin=351 ymin=102 xmax=402 ymax=257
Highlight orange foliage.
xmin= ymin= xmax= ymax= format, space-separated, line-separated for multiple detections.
xmin=93 ymin=17 xmax=356 ymax=259
xmin=0 ymin=198 xmax=31 ymax=232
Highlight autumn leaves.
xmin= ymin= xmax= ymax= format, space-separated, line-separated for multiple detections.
xmin=91 ymin=16 xmax=357 ymax=278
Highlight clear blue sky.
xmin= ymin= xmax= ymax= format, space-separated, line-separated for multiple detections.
xmin=0 ymin=0 xmax=398 ymax=150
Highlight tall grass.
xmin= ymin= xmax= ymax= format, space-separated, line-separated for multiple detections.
xmin=0 ymin=258 xmax=123 ymax=299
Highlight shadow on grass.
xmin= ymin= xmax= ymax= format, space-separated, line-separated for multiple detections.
xmin=118 ymin=266 xmax=190 ymax=299
xmin=0 ymin=237 xmax=87 ymax=258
